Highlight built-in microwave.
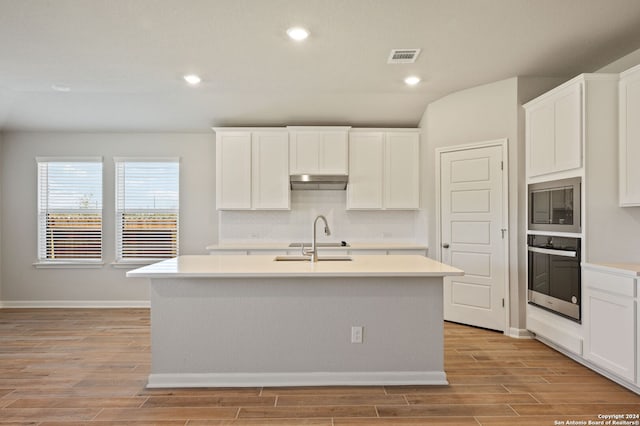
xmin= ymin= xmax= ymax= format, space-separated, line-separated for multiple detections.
xmin=528 ymin=177 xmax=581 ymax=234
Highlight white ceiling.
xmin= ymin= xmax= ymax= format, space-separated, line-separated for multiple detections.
xmin=1 ymin=0 xmax=640 ymax=132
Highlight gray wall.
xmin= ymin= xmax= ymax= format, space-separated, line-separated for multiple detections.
xmin=418 ymin=77 xmax=565 ymax=332
xmin=597 ymin=46 xmax=640 ymax=73
xmin=584 ymin=80 xmax=640 ymax=263
xmin=0 ymin=132 xmax=216 ymax=304
xmin=419 ymin=78 xmax=521 ymax=331
xmin=594 ymin=47 xmax=640 ymax=261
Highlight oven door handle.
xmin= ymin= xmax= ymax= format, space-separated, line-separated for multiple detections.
xmin=527 ymin=246 xmax=577 ymax=258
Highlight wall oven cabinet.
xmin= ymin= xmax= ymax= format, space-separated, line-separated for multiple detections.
xmin=528 ymin=235 xmax=581 ymax=322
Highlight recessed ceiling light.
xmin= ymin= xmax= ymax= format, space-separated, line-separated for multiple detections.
xmin=183 ymin=74 xmax=201 ymax=85
xmin=286 ymin=27 xmax=309 ymax=41
xmin=51 ymin=84 xmax=71 ymax=92
xmin=404 ymin=76 xmax=421 ymax=86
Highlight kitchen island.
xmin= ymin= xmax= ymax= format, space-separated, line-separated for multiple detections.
xmin=127 ymin=255 xmax=463 ymax=388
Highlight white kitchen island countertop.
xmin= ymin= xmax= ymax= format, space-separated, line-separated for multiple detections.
xmin=127 ymin=254 xmax=463 ymax=279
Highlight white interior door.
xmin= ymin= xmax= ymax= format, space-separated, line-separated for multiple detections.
xmin=439 ymin=144 xmax=507 ymax=332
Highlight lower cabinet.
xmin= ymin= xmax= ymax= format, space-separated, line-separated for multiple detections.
xmin=583 ymin=266 xmax=637 ymax=383
xmin=527 ymin=263 xmax=640 ymax=393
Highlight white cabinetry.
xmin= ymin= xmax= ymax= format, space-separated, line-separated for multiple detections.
xmin=526 ymin=304 xmax=583 ymax=356
xmin=251 ymin=131 xmax=290 ymax=209
xmin=385 ymin=132 xmax=420 ymax=208
xmin=584 ymin=265 xmax=637 ymax=383
xmin=619 ymin=64 xmax=640 ymax=206
xmin=525 ymin=78 xmax=582 ymax=178
xmin=525 ymin=74 xmax=619 ymax=182
xmin=215 ymin=129 xmax=289 ymax=210
xmin=347 ymin=132 xmax=384 ymax=209
xmin=347 ymin=129 xmax=419 ymax=210
xmin=215 ymin=131 xmax=252 ymax=209
xmin=288 ymin=127 xmax=349 ymax=175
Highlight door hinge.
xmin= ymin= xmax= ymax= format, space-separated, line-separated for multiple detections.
xmin=502 ymin=298 xmax=505 ymax=308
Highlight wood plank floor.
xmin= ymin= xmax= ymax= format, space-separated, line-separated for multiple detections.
xmin=0 ymin=308 xmax=638 ymax=425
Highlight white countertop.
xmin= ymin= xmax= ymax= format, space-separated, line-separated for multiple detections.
xmin=127 ymin=255 xmax=463 ymax=279
xmin=206 ymin=242 xmax=428 ymax=251
xmin=583 ymin=262 xmax=640 ymax=277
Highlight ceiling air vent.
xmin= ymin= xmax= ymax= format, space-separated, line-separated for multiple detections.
xmin=387 ymin=48 xmax=421 ymax=64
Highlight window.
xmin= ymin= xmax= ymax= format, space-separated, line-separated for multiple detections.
xmin=37 ymin=158 xmax=103 ymax=262
xmin=115 ymin=159 xmax=179 ymax=262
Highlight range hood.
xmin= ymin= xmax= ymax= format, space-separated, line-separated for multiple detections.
xmin=290 ymin=174 xmax=348 ymax=190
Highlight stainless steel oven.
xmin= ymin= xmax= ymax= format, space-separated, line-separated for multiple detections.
xmin=527 ymin=235 xmax=581 ymax=322
xmin=528 ymin=177 xmax=581 ymax=233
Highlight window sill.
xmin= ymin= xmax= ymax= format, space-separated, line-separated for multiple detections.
xmin=33 ymin=261 xmax=105 ymax=269
xmin=111 ymin=259 xmax=167 ymax=269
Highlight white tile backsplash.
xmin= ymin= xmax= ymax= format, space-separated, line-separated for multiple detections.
xmin=219 ymin=191 xmax=420 ymax=244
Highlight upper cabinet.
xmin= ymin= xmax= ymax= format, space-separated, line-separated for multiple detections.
xmin=525 ymin=74 xmax=619 ymax=181
xmin=214 ymin=126 xmax=420 ymax=211
xmin=288 ymin=127 xmax=350 ymax=175
xmin=215 ymin=129 xmax=290 ymax=211
xmin=385 ymin=132 xmax=420 ymax=209
xmin=251 ymin=131 xmax=291 ymax=209
xmin=619 ymin=64 xmax=640 ymax=206
xmin=347 ymin=131 xmax=384 ymax=209
xmin=347 ymin=129 xmax=419 ymax=210
xmin=525 ymin=80 xmax=582 ymax=178
xmin=215 ymin=131 xmax=252 ymax=210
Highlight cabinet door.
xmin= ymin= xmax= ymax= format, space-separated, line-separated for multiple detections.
xmin=554 ymin=83 xmax=582 ymax=173
xmin=319 ymin=131 xmax=348 ymax=174
xmin=584 ymin=271 xmax=636 ymax=382
xmin=527 ymin=102 xmax=555 ymax=177
xmin=252 ymin=132 xmax=290 ymax=209
xmin=347 ymin=132 xmax=384 ymax=209
xmin=526 ymin=82 xmax=582 ymax=178
xmin=620 ymin=69 xmax=640 ymax=206
xmin=289 ymin=132 xmax=320 ymax=174
xmin=385 ymin=132 xmax=419 ymax=209
xmin=216 ymin=132 xmax=252 ymax=210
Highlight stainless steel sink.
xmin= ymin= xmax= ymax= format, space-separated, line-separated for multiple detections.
xmin=274 ymin=255 xmax=353 ymax=262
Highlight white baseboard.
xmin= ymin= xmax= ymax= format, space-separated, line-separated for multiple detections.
xmin=0 ymin=300 xmax=150 ymax=309
xmin=508 ymin=327 xmax=534 ymax=339
xmin=147 ymin=371 xmax=448 ymax=388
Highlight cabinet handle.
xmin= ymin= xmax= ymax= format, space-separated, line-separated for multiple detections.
xmin=442 ymin=243 xmax=450 ymax=249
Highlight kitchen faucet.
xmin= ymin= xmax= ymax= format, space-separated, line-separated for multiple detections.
xmin=304 ymin=215 xmax=331 ymax=262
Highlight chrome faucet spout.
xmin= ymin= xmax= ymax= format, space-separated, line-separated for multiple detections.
xmin=305 ymin=215 xmax=331 ymax=262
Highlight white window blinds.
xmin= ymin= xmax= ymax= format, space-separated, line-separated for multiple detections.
xmin=37 ymin=159 xmax=103 ymax=262
xmin=115 ymin=159 xmax=179 ymax=261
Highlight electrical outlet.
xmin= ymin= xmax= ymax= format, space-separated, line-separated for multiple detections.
xmin=351 ymin=326 xmax=363 ymax=344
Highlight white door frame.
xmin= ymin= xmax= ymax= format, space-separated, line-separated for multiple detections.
xmin=435 ymin=138 xmax=510 ymax=333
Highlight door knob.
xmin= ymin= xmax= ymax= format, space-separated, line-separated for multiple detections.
xmin=442 ymin=243 xmax=450 ymax=249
